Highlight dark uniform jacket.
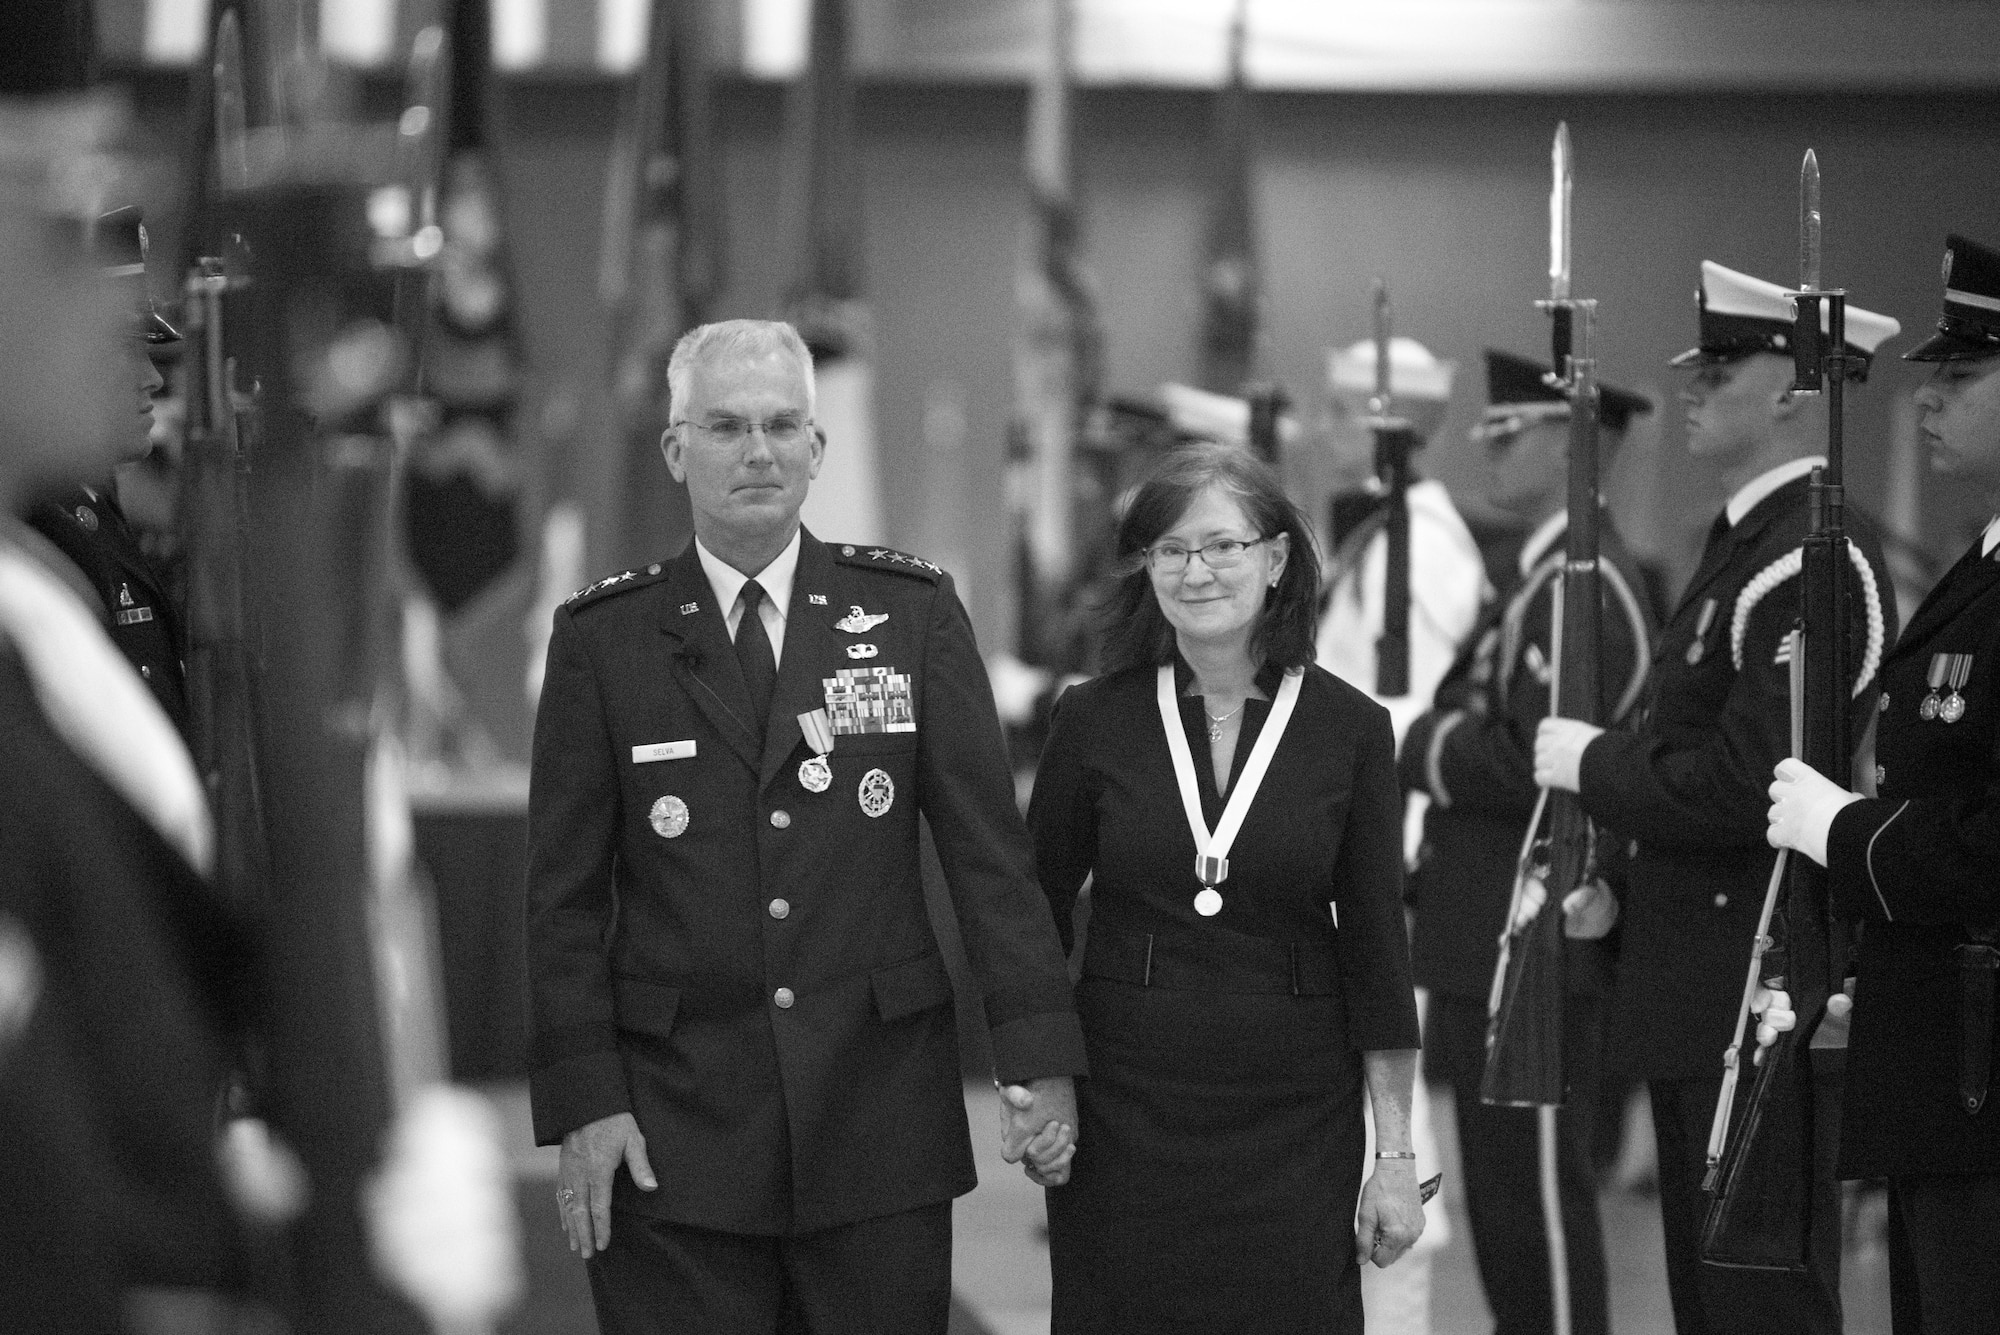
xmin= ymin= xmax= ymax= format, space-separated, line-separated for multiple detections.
xmin=0 ymin=649 xmax=244 ymax=1309
xmin=1577 ymin=475 xmax=1894 ymax=1080
xmin=526 ymin=532 xmax=1086 ymax=1236
xmin=1825 ymin=535 xmax=2000 ymax=1179
xmin=1401 ymin=512 xmax=1655 ymax=1006
xmin=28 ymin=485 xmax=189 ymax=738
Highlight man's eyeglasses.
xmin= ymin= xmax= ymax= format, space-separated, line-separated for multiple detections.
xmin=1144 ymin=536 xmax=1268 ymax=575
xmin=673 ymin=415 xmax=814 ymax=447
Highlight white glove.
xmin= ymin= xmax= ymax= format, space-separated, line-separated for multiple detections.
xmin=1766 ymin=758 xmax=1862 ymax=868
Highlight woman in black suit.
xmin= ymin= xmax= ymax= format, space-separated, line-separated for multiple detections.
xmin=1030 ymin=444 xmax=1424 ymax=1334
xmin=1766 ymin=233 xmax=2000 ymax=1332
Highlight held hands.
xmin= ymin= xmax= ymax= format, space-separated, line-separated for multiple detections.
xmin=1511 ymin=875 xmax=1621 ymax=940
xmin=1750 ymin=986 xmax=1796 ymax=1066
xmin=557 ymin=1112 xmax=656 ymax=1258
xmin=1533 ymin=719 xmax=1604 ymax=794
xmin=1354 ymin=1158 xmax=1426 ymax=1269
xmin=1766 ymin=757 xmax=1863 ymax=868
xmin=999 ymin=1076 xmax=1078 ymax=1187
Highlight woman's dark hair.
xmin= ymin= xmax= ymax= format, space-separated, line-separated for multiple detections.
xmin=1100 ymin=443 xmax=1322 ymax=674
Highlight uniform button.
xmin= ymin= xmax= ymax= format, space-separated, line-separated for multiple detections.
xmin=1875 ymin=764 xmax=1887 ymax=788
xmin=139 ymin=665 xmax=151 ymax=679
xmin=1879 ymin=691 xmax=1891 ymax=713
xmin=1714 ymin=893 xmax=1728 ymax=908
xmin=774 ymin=987 xmax=795 ymax=1009
xmin=770 ymin=809 xmax=791 ymax=829
xmin=769 ymin=898 xmax=790 ymax=920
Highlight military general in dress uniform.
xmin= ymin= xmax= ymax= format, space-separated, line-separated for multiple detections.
xmin=1768 ymin=233 xmax=2000 ymax=1333
xmin=1535 ymin=261 xmax=1899 ymax=1335
xmin=1402 ymin=351 xmax=1655 ymax=1335
xmin=526 ymin=319 xmax=1086 ymax=1335
xmin=26 ymin=205 xmax=189 ymax=738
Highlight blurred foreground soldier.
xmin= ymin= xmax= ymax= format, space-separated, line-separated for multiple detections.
xmin=1536 ymin=260 xmax=1898 ymax=1335
xmin=1314 ymin=336 xmax=1486 ymax=747
xmin=27 ymin=204 xmax=188 ymax=738
xmin=0 ymin=164 xmax=242 ymax=1331
xmin=1766 ymin=233 xmax=2000 ymax=1333
xmin=1401 ymin=351 xmax=1655 ymax=1335
xmin=526 ymin=319 xmax=1085 ymax=1334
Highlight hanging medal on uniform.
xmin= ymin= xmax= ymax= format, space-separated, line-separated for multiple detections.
xmin=1921 ymin=652 xmax=1951 ymax=720
xmin=1686 ymin=598 xmax=1718 ymax=666
xmin=797 ymin=709 xmax=836 ymax=792
xmin=1941 ymin=653 xmax=1972 ymax=723
xmin=1155 ymin=664 xmax=1304 ymax=918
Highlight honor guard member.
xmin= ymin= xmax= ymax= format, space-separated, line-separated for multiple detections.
xmin=1536 ymin=260 xmax=1899 ymax=1335
xmin=1400 ymin=351 xmax=1656 ymax=1335
xmin=27 ymin=204 xmax=188 ymax=738
xmin=0 ymin=165 xmax=243 ymax=1330
xmin=526 ymin=320 xmax=1086 ymax=1335
xmin=1767 ymin=233 xmax=2000 ymax=1333
xmin=1315 ymin=336 xmax=1488 ymax=749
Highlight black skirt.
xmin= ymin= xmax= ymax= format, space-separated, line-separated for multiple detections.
xmin=1047 ymin=973 xmax=1366 ymax=1334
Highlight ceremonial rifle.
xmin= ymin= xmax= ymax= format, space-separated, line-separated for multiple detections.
xmin=178 ymin=8 xmax=271 ymax=926
xmin=1366 ymin=281 xmax=1415 ymax=697
xmin=1484 ymin=122 xmax=1599 ymax=1119
xmin=1701 ymin=153 xmax=1880 ymax=1316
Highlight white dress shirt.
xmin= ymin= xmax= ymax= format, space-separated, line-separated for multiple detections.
xmin=694 ymin=527 xmax=801 ymax=667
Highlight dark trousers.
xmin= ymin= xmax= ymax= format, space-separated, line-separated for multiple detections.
xmin=1429 ymin=993 xmax=1610 ymax=1335
xmin=585 ymin=1202 xmax=953 ymax=1335
xmin=1887 ymin=1172 xmax=2000 ymax=1334
xmin=1649 ymin=1077 xmax=1841 ymax=1335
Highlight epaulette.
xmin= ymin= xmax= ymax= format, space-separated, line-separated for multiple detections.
xmin=831 ymin=543 xmax=944 ymax=581
xmin=564 ymin=562 xmax=668 ymax=610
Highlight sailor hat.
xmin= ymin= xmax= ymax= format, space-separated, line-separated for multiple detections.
xmin=1476 ymin=349 xmax=1653 ymax=437
xmin=1327 ymin=336 xmax=1454 ymax=403
xmin=1905 ymin=234 xmax=2000 ymax=362
xmin=1672 ymin=259 xmax=1897 ymax=381
xmin=1155 ymin=382 xmax=1299 ymax=451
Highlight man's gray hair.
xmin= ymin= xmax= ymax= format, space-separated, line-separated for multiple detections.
xmin=666 ymin=319 xmax=817 ymax=423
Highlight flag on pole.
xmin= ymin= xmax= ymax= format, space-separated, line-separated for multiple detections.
xmin=1009 ymin=0 xmax=1103 ymax=666
xmin=401 ymin=0 xmax=527 ymax=615
xmin=1199 ymin=0 xmax=1258 ymax=394
xmin=600 ymin=0 xmax=722 ymax=570
xmin=783 ymin=0 xmax=883 ymax=547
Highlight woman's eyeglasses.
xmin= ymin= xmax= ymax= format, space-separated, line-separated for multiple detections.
xmin=1144 ymin=536 xmax=1268 ymax=574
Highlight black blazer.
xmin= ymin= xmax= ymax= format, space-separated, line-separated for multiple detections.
xmin=1826 ymin=536 xmax=2000 ymax=1178
xmin=1401 ymin=513 xmax=1655 ymax=1004
xmin=525 ymin=532 xmax=1085 ymax=1235
xmin=1578 ymin=476 xmax=1894 ymax=1079
xmin=1029 ymin=659 xmax=1420 ymax=1053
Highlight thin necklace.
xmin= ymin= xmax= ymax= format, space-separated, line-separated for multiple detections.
xmin=1204 ymin=701 xmax=1245 ymax=742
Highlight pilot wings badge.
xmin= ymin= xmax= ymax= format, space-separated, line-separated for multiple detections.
xmin=835 ymin=606 xmax=889 ymax=634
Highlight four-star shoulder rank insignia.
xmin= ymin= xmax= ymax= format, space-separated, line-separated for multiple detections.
xmin=837 ymin=544 xmax=945 ymax=578
xmin=566 ymin=570 xmax=635 ymax=605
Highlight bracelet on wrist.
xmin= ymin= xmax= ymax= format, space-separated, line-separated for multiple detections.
xmin=1374 ymin=1150 xmax=1417 ymax=1160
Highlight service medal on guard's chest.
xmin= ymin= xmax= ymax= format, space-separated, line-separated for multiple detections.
xmin=649 ymin=795 xmax=690 ymax=838
xmin=798 ymin=756 xmax=832 ymax=793
xmin=1685 ymin=598 xmax=1719 ymax=666
xmin=1924 ymin=653 xmax=1973 ymax=723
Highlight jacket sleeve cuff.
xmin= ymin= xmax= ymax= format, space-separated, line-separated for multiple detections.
xmin=990 ymin=1009 xmax=1090 ymax=1085
xmin=1825 ymin=796 xmax=1901 ymax=923
xmin=529 ymin=1051 xmax=631 ymax=1146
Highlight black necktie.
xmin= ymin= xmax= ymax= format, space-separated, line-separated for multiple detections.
xmin=1705 ymin=511 xmax=1733 ymax=554
xmin=735 ymin=579 xmax=777 ymax=734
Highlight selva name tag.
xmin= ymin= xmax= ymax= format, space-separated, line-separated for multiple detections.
xmin=632 ymin=740 xmax=698 ymax=764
